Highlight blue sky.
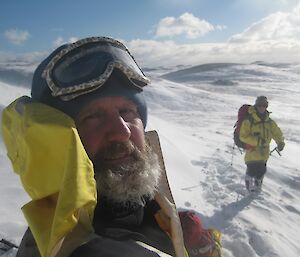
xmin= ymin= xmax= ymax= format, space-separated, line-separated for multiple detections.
xmin=1 ymin=0 xmax=300 ymax=67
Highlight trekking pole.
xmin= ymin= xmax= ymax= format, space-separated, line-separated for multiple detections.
xmin=0 ymin=238 xmax=19 ymax=250
xmin=230 ymin=143 xmax=235 ymax=166
xmin=270 ymin=147 xmax=281 ymax=156
xmin=237 ymin=147 xmax=243 ymax=155
xmin=276 ymin=148 xmax=282 ymax=156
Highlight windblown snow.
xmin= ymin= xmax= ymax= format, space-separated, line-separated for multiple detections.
xmin=1 ymin=62 xmax=300 ymax=257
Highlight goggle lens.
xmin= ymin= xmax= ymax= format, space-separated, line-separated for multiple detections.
xmin=54 ymin=50 xmax=110 ymax=86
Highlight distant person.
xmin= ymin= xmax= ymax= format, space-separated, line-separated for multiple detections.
xmin=239 ymin=96 xmax=285 ymax=192
xmin=2 ymin=36 xmax=221 ymax=257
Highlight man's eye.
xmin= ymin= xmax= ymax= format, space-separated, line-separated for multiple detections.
xmin=120 ymin=108 xmax=138 ymax=120
xmin=120 ymin=108 xmax=134 ymax=114
xmin=81 ymin=112 xmax=104 ymax=123
xmin=122 ymin=108 xmax=138 ymax=114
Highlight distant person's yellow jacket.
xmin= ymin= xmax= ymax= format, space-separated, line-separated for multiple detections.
xmin=239 ymin=106 xmax=284 ymax=163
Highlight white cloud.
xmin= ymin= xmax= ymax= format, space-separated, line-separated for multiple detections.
xmin=53 ymin=37 xmax=65 ymax=47
xmin=126 ymin=37 xmax=300 ymax=68
xmin=4 ymin=29 xmax=30 ymax=45
xmin=229 ymin=3 xmax=300 ymax=43
xmin=68 ymin=37 xmax=79 ymax=43
xmin=155 ymin=12 xmax=225 ymax=39
xmin=53 ymin=36 xmax=79 ymax=47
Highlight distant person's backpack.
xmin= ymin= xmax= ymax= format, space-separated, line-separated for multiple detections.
xmin=233 ymin=104 xmax=252 ymax=149
xmin=179 ymin=211 xmax=222 ymax=257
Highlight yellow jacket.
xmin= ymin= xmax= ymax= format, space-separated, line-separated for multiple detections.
xmin=239 ymin=106 xmax=284 ymax=163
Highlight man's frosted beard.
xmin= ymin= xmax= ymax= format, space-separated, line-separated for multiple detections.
xmin=93 ymin=142 xmax=161 ymax=206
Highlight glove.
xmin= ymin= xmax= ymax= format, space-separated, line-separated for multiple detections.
xmin=277 ymin=142 xmax=285 ymax=151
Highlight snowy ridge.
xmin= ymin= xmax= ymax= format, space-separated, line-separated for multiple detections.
xmin=1 ymin=63 xmax=300 ymax=257
xmin=160 ymin=62 xmax=300 ymax=85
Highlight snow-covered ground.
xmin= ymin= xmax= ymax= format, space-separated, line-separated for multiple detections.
xmin=1 ymin=62 xmax=300 ymax=257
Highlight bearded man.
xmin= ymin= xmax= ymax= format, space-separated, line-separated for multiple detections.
xmin=2 ymin=37 xmax=186 ymax=257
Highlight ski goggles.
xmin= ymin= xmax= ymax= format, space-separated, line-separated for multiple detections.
xmin=42 ymin=37 xmax=150 ymax=101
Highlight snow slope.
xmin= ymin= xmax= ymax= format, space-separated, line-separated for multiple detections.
xmin=1 ymin=62 xmax=300 ymax=257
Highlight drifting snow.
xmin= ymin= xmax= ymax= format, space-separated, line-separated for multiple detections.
xmin=1 ymin=62 xmax=300 ymax=257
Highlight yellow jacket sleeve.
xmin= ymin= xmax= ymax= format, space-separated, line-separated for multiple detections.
xmin=271 ymin=120 xmax=284 ymax=145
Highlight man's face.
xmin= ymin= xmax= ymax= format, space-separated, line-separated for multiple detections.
xmin=76 ymin=96 xmax=145 ymax=162
xmin=257 ymin=105 xmax=267 ymax=114
xmin=75 ymin=96 xmax=160 ymax=205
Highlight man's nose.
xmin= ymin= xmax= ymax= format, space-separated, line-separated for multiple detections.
xmin=107 ymin=115 xmax=131 ymax=143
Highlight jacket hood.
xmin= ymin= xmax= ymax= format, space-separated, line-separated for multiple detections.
xmin=2 ymin=96 xmax=97 ymax=257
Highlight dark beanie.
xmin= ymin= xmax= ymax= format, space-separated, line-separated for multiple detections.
xmin=254 ymin=96 xmax=268 ymax=107
xmin=31 ymin=42 xmax=147 ymax=128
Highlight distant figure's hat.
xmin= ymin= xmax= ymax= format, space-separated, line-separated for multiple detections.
xmin=255 ymin=96 xmax=268 ymax=107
